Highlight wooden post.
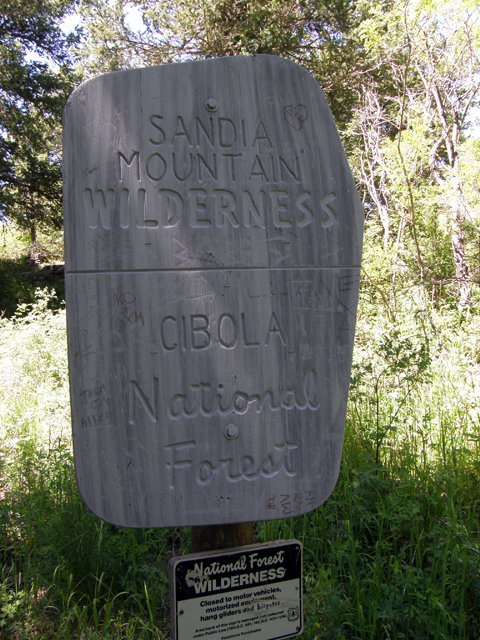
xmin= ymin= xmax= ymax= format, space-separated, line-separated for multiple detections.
xmin=191 ymin=523 xmax=253 ymax=553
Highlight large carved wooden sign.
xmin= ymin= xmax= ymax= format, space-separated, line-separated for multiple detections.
xmin=63 ymin=55 xmax=363 ymax=528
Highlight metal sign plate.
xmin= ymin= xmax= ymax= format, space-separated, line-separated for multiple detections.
xmin=63 ymin=55 xmax=363 ymax=527
xmin=169 ymin=540 xmax=302 ymax=640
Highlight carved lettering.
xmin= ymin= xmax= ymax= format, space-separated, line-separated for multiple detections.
xmin=251 ymin=120 xmax=273 ymax=149
xmin=195 ymin=116 xmax=215 ymax=147
xmin=118 ymin=151 xmax=140 ymax=181
xmin=129 ymin=378 xmax=158 ymax=424
xmin=146 ymin=153 xmax=167 ymax=181
xmin=148 ymin=115 xmax=166 ymax=145
xmin=280 ymin=494 xmax=293 ymax=515
xmin=279 ymin=155 xmax=300 ymax=182
xmin=188 ymin=188 xmax=210 ymax=227
xmin=248 ymin=155 xmax=269 ymax=181
xmin=172 ymin=152 xmax=194 ymax=181
xmin=164 ymin=441 xmax=298 ymax=486
xmin=164 ymin=441 xmax=196 ymax=469
xmin=168 ymin=369 xmax=320 ymax=419
xmin=86 ymin=113 xmax=338 ymax=237
xmin=80 ymin=384 xmax=106 ymax=400
xmin=120 ymin=187 xmax=158 ymax=229
xmin=265 ymin=312 xmax=286 ymax=346
xmin=118 ymin=309 xmax=144 ymax=327
xmin=81 ymin=412 xmax=112 ymax=428
xmin=159 ymin=189 xmax=183 ymax=227
xmin=160 ymin=311 xmax=284 ymax=352
xmin=115 ymin=291 xmax=144 ymax=328
xmin=270 ymin=155 xmax=277 ymax=182
xmin=172 ymin=115 xmax=192 ymax=145
xmin=83 ymin=188 xmax=114 ymax=229
xmin=222 ymin=153 xmax=242 ymax=181
xmin=218 ymin=314 xmax=237 ymax=349
xmin=115 ymin=291 xmax=136 ymax=306
xmin=213 ymin=189 xmax=239 ymax=228
xmin=164 ymin=441 xmax=196 ymax=490
xmin=161 ymin=316 xmax=178 ymax=351
xmin=74 ymin=329 xmax=95 ymax=369
xmin=190 ymin=314 xmax=210 ymax=350
xmin=146 ymin=114 xmax=278 ymax=154
xmin=270 ymin=190 xmax=291 ymax=227
xmin=320 ymin=192 xmax=337 ymax=228
xmin=296 ymin=191 xmax=313 ymax=227
xmin=243 ymin=189 xmax=266 ymax=228
xmin=197 ymin=153 xmax=217 ymax=181
xmin=196 ymin=442 xmax=297 ymax=486
xmin=79 ymin=384 xmax=113 ymax=430
xmin=283 ymin=104 xmax=308 ymax=131
xmin=265 ymin=490 xmax=316 ymax=512
xmin=218 ymin=117 xmax=236 ymax=147
xmin=241 ymin=312 xmax=260 ymax=348
xmin=84 ymin=184 xmax=319 ymax=229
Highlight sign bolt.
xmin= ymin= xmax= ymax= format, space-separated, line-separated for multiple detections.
xmin=206 ymin=98 xmax=218 ymax=111
xmin=224 ymin=424 xmax=239 ymax=440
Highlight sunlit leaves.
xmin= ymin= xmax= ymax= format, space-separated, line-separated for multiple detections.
xmin=0 ymin=0 xmax=77 ymax=238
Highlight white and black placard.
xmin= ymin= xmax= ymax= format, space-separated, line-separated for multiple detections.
xmin=169 ymin=540 xmax=302 ymax=640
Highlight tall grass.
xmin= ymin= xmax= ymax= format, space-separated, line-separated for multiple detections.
xmin=0 ymin=293 xmax=175 ymax=638
xmin=259 ymin=298 xmax=480 ymax=639
xmin=0 ymin=289 xmax=479 ymax=638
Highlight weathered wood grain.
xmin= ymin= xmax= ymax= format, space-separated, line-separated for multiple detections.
xmin=63 ymin=55 xmax=364 ymax=528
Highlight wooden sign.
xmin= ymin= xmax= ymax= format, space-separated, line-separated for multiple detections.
xmin=63 ymin=55 xmax=363 ymax=528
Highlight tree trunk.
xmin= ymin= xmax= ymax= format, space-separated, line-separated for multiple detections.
xmin=451 ymin=211 xmax=470 ymax=308
xmin=450 ymin=167 xmax=471 ymax=308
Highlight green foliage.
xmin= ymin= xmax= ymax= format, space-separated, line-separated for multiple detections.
xmin=0 ymin=282 xmax=479 ymax=637
xmin=75 ymin=0 xmax=364 ymax=126
xmin=0 ymin=295 xmax=173 ymax=638
xmin=259 ymin=452 xmax=480 ymax=639
xmin=76 ymin=0 xmax=323 ymax=67
xmin=0 ymin=0 xmax=78 ymax=240
xmin=350 ymin=319 xmax=431 ymax=465
xmin=0 ymin=224 xmax=64 ymax=317
xmin=1 ymin=1 xmax=480 ymax=637
xmin=257 ymin=300 xmax=480 ymax=639
xmin=0 ymin=257 xmax=65 ymax=318
xmin=0 ymin=291 xmax=69 ymax=446
xmin=345 ymin=0 xmax=480 ymax=308
xmin=73 ymin=0 xmax=480 ymax=309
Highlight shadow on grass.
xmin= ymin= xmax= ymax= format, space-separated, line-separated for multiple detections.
xmin=0 ymin=256 xmax=65 ymax=318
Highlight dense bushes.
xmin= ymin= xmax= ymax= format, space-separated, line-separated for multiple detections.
xmin=1 ymin=280 xmax=479 ymax=638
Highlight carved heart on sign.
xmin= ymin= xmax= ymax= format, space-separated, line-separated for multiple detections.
xmin=284 ymin=104 xmax=308 ymax=131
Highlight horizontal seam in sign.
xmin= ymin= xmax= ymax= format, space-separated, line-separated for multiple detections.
xmin=66 ymin=265 xmax=361 ymax=275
